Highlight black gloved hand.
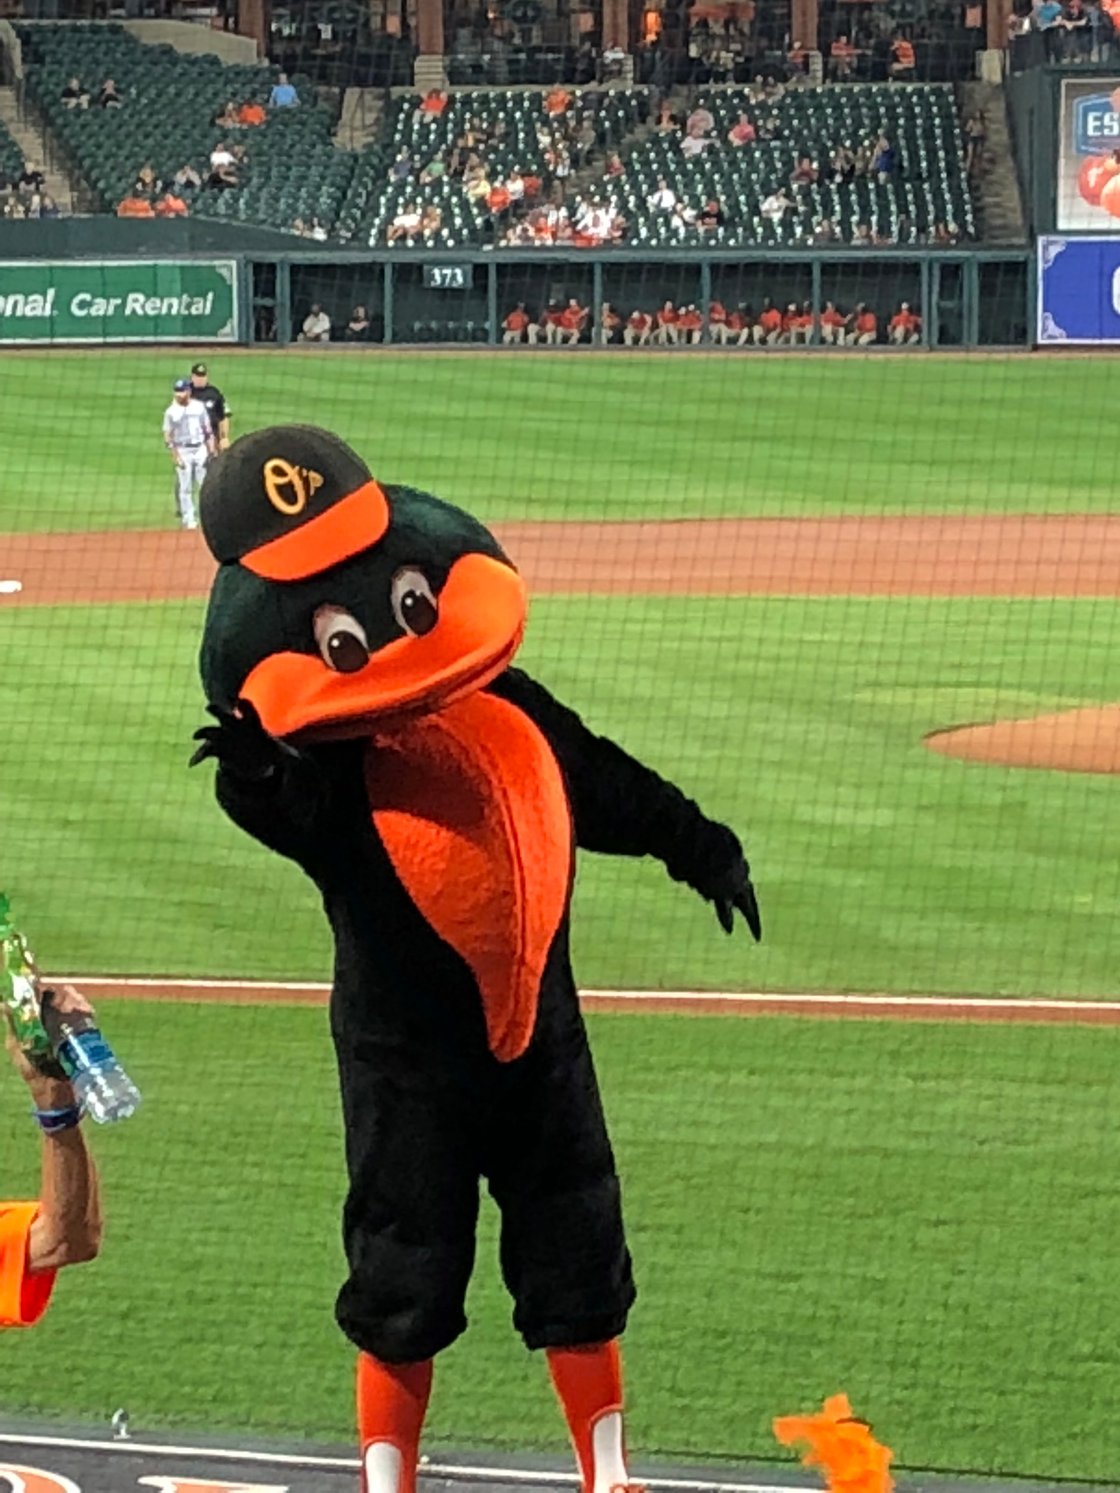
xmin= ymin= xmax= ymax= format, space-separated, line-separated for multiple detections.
xmin=189 ymin=698 xmax=296 ymax=782
xmin=670 ymin=822 xmax=762 ymax=942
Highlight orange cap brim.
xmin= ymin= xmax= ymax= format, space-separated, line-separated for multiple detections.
xmin=242 ymin=480 xmax=390 ymax=581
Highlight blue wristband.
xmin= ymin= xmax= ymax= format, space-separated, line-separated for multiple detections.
xmin=32 ymin=1104 xmax=83 ymax=1134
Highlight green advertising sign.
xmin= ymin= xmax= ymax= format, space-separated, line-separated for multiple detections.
xmin=0 ymin=259 xmax=238 ymax=344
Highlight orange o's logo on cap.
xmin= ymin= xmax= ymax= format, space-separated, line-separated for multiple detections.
xmin=262 ymin=458 xmax=324 ymax=517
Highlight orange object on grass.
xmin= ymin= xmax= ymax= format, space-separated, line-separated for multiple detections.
xmin=773 ymin=1393 xmax=894 ymax=1493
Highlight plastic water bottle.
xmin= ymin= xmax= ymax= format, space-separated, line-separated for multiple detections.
xmin=41 ymin=994 xmax=142 ymax=1124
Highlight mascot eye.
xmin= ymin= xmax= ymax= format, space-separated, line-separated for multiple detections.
xmin=313 ymin=605 xmax=370 ymax=674
xmin=390 ymin=568 xmax=438 ymax=638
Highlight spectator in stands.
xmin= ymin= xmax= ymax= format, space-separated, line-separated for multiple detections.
xmin=99 ymin=78 xmax=123 ymax=109
xmin=390 ymin=149 xmax=414 ymax=183
xmin=299 ymin=303 xmax=331 ymax=342
xmin=829 ymin=35 xmax=858 ymax=79
xmin=681 ymin=127 xmax=714 ymax=159
xmin=465 ymin=163 xmax=491 ymax=203
xmin=173 ymin=162 xmax=202 ymax=195
xmin=757 ymin=298 xmax=782 ymax=345
xmin=208 ymin=143 xmax=239 ymax=189
xmin=890 ymin=35 xmax=917 ymax=77
xmin=419 ymin=204 xmax=443 ymax=237
xmin=670 ymin=200 xmax=698 ymax=235
xmin=573 ymin=117 xmax=598 ymax=169
xmin=18 ymin=162 xmax=44 ymax=194
xmin=238 ymin=100 xmax=266 ymax=127
xmin=502 ymin=303 xmax=531 ymax=344
xmin=851 ymin=303 xmax=878 ymax=345
xmin=215 ymin=100 xmax=240 ymax=128
xmin=853 ymin=222 xmax=874 ymax=247
xmin=623 ymin=307 xmax=653 ymax=346
xmin=60 ymin=77 xmax=89 ymax=110
xmin=812 ymin=217 xmax=839 ymax=243
xmin=888 ymin=302 xmax=921 ymax=344
xmin=761 ymin=188 xmax=793 ymax=225
xmin=1089 ymin=0 xmax=1114 ymax=60
xmin=698 ymin=199 xmax=726 ymax=232
xmin=416 ymin=89 xmax=448 ymax=121
xmin=40 ymin=193 xmax=60 ymax=219
xmin=545 ymin=86 xmax=572 ymax=117
xmin=728 ymin=113 xmax=756 ymax=147
xmin=830 ymin=143 xmax=856 ymax=182
xmin=345 ymin=306 xmax=371 ymax=341
xmin=3 ymin=198 xmax=25 ymax=219
xmin=419 ymin=154 xmax=447 ymax=185
xmin=677 ymin=304 xmax=703 ymax=344
xmin=964 ymin=112 xmax=987 ymax=176
xmin=506 ymin=168 xmax=526 ymax=204
xmin=270 ymin=73 xmax=299 ymax=108
xmin=132 ymin=163 xmax=159 ymax=198
xmin=116 ymin=189 xmax=154 ymax=218
xmin=387 ymin=203 xmax=422 ymax=243
xmin=820 ymin=301 xmax=848 ymax=344
xmin=873 ymin=134 xmax=897 ymax=182
xmin=309 ymin=217 xmax=328 ymax=241
xmin=654 ymin=300 xmax=679 ymax=345
xmin=155 ymin=188 xmax=188 ymax=217
xmin=597 ymin=303 xmax=621 ymax=345
xmin=648 ymin=176 xmax=677 ymax=213
xmin=605 ymin=152 xmax=625 ymax=178
xmin=790 ymin=156 xmax=818 ymax=185
xmin=1035 ymin=0 xmax=1065 ymax=56
xmin=1062 ymin=0 xmax=1093 ymax=56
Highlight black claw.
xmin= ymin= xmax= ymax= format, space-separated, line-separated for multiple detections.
xmin=736 ymin=887 xmax=762 ymax=943
xmin=716 ymin=898 xmax=734 ymax=934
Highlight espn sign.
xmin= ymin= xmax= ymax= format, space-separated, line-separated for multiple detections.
xmin=0 ymin=1467 xmax=286 ymax=1493
xmin=1073 ymin=91 xmax=1120 ymax=153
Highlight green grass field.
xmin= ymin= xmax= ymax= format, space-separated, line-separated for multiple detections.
xmin=3 ymin=349 xmax=1120 ymax=532
xmin=4 ymin=1003 xmax=1120 ymax=1484
xmin=1 ymin=348 xmax=1118 ymax=1482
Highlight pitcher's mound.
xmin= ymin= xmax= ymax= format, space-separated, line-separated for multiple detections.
xmin=926 ymin=706 xmax=1120 ymax=774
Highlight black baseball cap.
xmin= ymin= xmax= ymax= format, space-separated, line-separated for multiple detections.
xmin=199 ymin=424 xmax=389 ymax=582
xmin=191 ymin=362 xmax=207 ymax=376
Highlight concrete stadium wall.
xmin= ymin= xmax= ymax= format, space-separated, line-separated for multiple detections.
xmin=122 ymin=21 xmax=257 ymax=66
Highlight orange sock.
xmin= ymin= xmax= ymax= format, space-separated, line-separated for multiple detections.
xmin=547 ymin=1341 xmax=630 ymax=1493
xmin=357 ymin=1352 xmax=433 ymax=1493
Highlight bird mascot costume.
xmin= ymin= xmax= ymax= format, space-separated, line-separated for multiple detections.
xmin=190 ymin=426 xmax=761 ymax=1493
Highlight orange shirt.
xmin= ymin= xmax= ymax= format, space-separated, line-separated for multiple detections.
xmin=504 ymin=309 xmax=530 ymax=332
xmin=545 ymin=88 xmax=572 ymax=116
xmin=627 ymin=312 xmax=651 ymax=330
xmin=238 ymin=102 xmax=265 ymax=125
xmin=0 ymin=1202 xmax=55 ymax=1328
xmin=117 ymin=196 xmax=154 ymax=217
xmin=560 ymin=306 xmax=585 ymax=330
xmin=708 ymin=301 xmax=727 ymax=324
xmin=727 ymin=310 xmax=746 ymax=330
xmin=820 ymin=308 xmax=846 ymax=328
xmin=488 ymin=185 xmax=511 ymax=213
xmin=656 ymin=306 xmax=678 ymax=325
xmin=794 ymin=312 xmax=814 ymax=331
xmin=420 ymin=92 xmax=448 ymax=114
xmin=856 ymin=311 xmax=877 ymax=334
xmin=890 ymin=311 xmax=920 ymax=332
xmin=602 ymin=310 xmax=621 ymax=328
xmin=678 ymin=308 xmax=702 ymax=331
xmin=155 ymin=193 xmax=187 ymax=216
xmin=893 ymin=39 xmax=915 ymax=66
xmin=759 ymin=307 xmax=782 ymax=331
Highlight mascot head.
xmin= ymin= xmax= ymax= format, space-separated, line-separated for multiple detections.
xmin=197 ymin=425 xmax=526 ymax=740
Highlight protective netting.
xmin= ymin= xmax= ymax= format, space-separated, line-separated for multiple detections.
xmin=1 ymin=21 xmax=1119 ymax=1493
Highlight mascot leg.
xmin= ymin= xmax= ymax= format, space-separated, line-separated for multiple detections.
xmin=547 ymin=1340 xmax=631 ymax=1493
xmin=357 ymin=1352 xmax=434 ymax=1493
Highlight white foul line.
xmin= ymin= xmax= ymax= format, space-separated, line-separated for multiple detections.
xmin=0 ymin=1433 xmax=790 ymax=1493
xmin=50 ymin=975 xmax=1120 ymax=1017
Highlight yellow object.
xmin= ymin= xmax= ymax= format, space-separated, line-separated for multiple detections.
xmin=773 ymin=1393 xmax=894 ymax=1493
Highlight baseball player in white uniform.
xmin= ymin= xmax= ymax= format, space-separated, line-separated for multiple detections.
xmin=163 ymin=377 xmax=217 ymax=529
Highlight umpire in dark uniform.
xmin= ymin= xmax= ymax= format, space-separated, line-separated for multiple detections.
xmin=189 ymin=362 xmax=231 ymax=451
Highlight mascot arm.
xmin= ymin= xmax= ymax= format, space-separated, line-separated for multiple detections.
xmin=488 ymin=669 xmax=761 ymax=940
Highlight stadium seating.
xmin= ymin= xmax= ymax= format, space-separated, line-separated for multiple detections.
xmin=335 ymin=87 xmax=647 ymax=247
xmin=18 ymin=23 xmax=355 ymax=234
xmin=603 ymin=84 xmax=974 ymax=247
xmin=334 ymin=81 xmax=972 ymax=249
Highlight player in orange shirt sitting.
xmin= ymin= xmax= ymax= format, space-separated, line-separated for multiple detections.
xmin=819 ymin=300 xmax=849 ymax=345
xmin=597 ymin=302 xmax=622 ymax=345
xmin=852 ymin=302 xmax=878 ymax=346
xmin=757 ymin=298 xmax=783 ymax=345
xmin=623 ymin=308 xmax=653 ymax=346
xmin=558 ymin=296 xmax=588 ymax=346
xmin=2 ymin=986 xmax=102 ymax=1329
xmin=888 ymin=301 xmax=922 ymax=345
xmin=708 ymin=299 xmax=728 ymax=344
xmin=676 ymin=304 xmax=703 ymax=345
xmin=654 ymin=300 xmax=679 ymax=346
xmin=502 ymin=302 xmax=531 ymax=344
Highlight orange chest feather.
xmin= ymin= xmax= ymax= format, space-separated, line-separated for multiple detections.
xmin=364 ymin=693 xmax=573 ymax=1062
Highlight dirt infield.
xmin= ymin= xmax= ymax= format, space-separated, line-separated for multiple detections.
xmin=5 ymin=513 xmax=1120 ymax=606
xmin=59 ymin=977 xmax=1120 ymax=1023
xmin=927 ymin=705 xmax=1120 ymax=774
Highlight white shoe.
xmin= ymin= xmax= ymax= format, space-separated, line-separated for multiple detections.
xmin=181 ymin=518 xmax=198 ymax=530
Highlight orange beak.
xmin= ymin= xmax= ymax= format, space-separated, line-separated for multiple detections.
xmin=239 ymin=553 xmax=526 ymax=740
